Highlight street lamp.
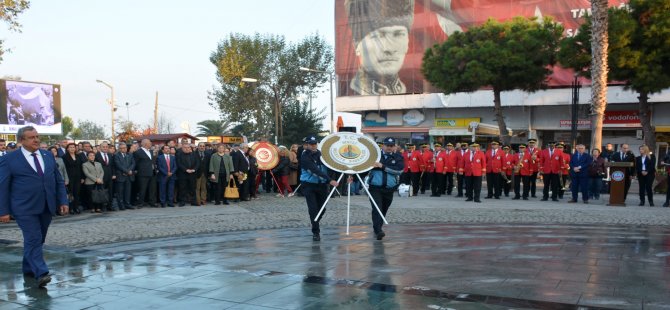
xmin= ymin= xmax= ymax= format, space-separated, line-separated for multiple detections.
xmin=299 ymin=66 xmax=335 ymax=133
xmin=96 ymin=79 xmax=116 ymax=143
xmin=125 ymin=102 xmax=140 ymax=122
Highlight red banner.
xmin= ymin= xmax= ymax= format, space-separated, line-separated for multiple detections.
xmin=335 ymin=0 xmax=628 ymax=97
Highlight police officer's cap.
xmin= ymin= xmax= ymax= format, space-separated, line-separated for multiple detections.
xmin=528 ymin=139 xmax=537 ymax=143
xmin=7 ymin=142 xmax=16 ymax=148
xmin=405 ymin=143 xmax=415 ymax=147
xmin=433 ymin=143 xmax=442 ymax=147
xmin=503 ymin=145 xmax=510 ymax=149
xmin=383 ymin=137 xmax=396 ymax=146
xmin=490 ymin=141 xmax=500 ymax=145
xmin=446 ymin=143 xmax=453 ymax=147
xmin=421 ymin=143 xmax=429 ymax=148
xmin=556 ymin=144 xmax=565 ymax=148
xmin=304 ymin=135 xmax=319 ymax=144
xmin=471 ymin=143 xmax=480 ymax=147
xmin=547 ymin=141 xmax=557 ymax=145
xmin=519 ymin=144 xmax=527 ymax=149
xmin=460 ymin=142 xmax=469 ymax=147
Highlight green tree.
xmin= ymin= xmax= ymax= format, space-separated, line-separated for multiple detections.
xmin=74 ymin=120 xmax=106 ymax=140
xmin=196 ymin=119 xmax=234 ymax=136
xmin=558 ymin=0 xmax=670 ymax=150
xmin=280 ymin=99 xmax=325 ymax=145
xmin=422 ymin=17 xmax=564 ymax=145
xmin=0 ymin=0 xmax=30 ymax=63
xmin=209 ymin=33 xmax=333 ymax=141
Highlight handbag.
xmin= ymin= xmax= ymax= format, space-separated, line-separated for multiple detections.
xmin=224 ymin=179 xmax=240 ymax=199
xmin=91 ymin=186 xmax=108 ymax=204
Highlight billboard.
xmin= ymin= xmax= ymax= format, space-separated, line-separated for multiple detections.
xmin=335 ymin=0 xmax=629 ymax=97
xmin=0 ymin=79 xmax=62 ymax=134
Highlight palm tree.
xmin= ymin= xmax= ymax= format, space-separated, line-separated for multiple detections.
xmin=196 ymin=119 xmax=234 ymax=136
xmin=589 ymin=0 xmax=609 ymax=150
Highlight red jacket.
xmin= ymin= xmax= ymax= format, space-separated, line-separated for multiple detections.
xmin=433 ymin=150 xmax=448 ymax=173
xmin=421 ymin=150 xmax=434 ymax=173
xmin=463 ymin=150 xmax=486 ymax=177
xmin=446 ymin=149 xmax=458 ymax=173
xmin=539 ymin=148 xmax=565 ymax=174
xmin=561 ymin=152 xmax=571 ymax=175
xmin=402 ymin=151 xmax=410 ymax=173
xmin=527 ymin=147 xmax=541 ymax=173
xmin=485 ymin=148 xmax=504 ymax=173
xmin=503 ymin=153 xmax=516 ymax=176
xmin=407 ymin=150 xmax=423 ymax=173
xmin=517 ymin=151 xmax=533 ymax=176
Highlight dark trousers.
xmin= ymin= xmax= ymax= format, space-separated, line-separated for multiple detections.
xmin=158 ymin=175 xmax=175 ymax=205
xmin=486 ymin=173 xmax=502 ymax=198
xmin=14 ymin=206 xmax=51 ymax=279
xmin=369 ymin=186 xmax=394 ymax=234
xmin=68 ymin=181 xmax=81 ymax=211
xmin=445 ymin=172 xmax=454 ymax=194
xmin=248 ymin=173 xmax=258 ymax=198
xmin=420 ymin=172 xmax=430 ymax=193
xmin=215 ymin=174 xmax=229 ymax=203
xmin=558 ymin=174 xmax=568 ymax=198
xmin=514 ymin=175 xmax=529 ymax=198
xmin=503 ymin=174 xmax=511 ymax=196
xmin=102 ymin=180 xmax=112 ymax=208
xmin=178 ymin=174 xmax=197 ymax=204
xmin=136 ymin=175 xmax=156 ymax=206
xmin=529 ymin=172 xmax=538 ymax=197
xmin=638 ymin=173 xmax=655 ymax=205
xmin=400 ymin=172 xmax=411 ymax=184
xmin=303 ymin=183 xmax=328 ymax=234
xmin=542 ymin=173 xmax=560 ymax=200
xmin=115 ymin=179 xmax=132 ymax=209
xmin=571 ymin=176 xmax=589 ymax=202
xmin=430 ymin=172 xmax=444 ymax=196
xmin=623 ymin=175 xmax=631 ymax=199
xmin=234 ymin=175 xmax=250 ymax=200
xmin=457 ymin=173 xmax=465 ymax=196
xmin=465 ymin=176 xmax=482 ymax=201
xmin=410 ymin=172 xmax=421 ymax=196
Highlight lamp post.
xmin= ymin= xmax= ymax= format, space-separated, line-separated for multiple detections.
xmin=96 ymin=79 xmax=115 ymax=143
xmin=571 ymin=74 xmax=581 ymax=152
xmin=125 ymin=102 xmax=140 ymax=122
xmin=299 ymin=67 xmax=335 ymax=133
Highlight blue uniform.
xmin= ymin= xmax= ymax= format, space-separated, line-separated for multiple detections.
xmin=367 ymin=151 xmax=404 ymax=235
xmin=300 ymin=149 xmax=332 ymax=235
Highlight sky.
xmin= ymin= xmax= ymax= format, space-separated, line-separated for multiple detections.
xmin=0 ymin=0 xmax=353 ymax=136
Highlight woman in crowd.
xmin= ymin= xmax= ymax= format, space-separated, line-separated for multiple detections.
xmin=82 ymin=151 xmax=105 ymax=213
xmin=49 ymin=146 xmax=70 ymax=214
xmin=588 ymin=148 xmax=607 ymax=200
xmin=62 ymin=143 xmax=83 ymax=214
xmin=273 ymin=146 xmax=292 ymax=198
xmin=209 ymin=144 xmax=234 ymax=205
xmin=288 ymin=144 xmax=300 ymax=190
xmin=247 ymin=148 xmax=259 ymax=200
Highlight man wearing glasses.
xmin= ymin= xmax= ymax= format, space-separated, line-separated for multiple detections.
xmin=609 ymin=144 xmax=635 ymax=200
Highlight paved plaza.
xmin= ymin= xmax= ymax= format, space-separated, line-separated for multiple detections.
xmin=1 ymin=193 xmax=670 ymax=309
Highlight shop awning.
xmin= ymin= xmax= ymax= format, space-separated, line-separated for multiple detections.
xmin=362 ymin=126 xmax=430 ymax=133
xmin=655 ymin=126 xmax=670 ymax=132
xmin=429 ymin=128 xmax=470 ymax=136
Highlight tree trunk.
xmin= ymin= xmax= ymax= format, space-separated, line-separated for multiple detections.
xmin=638 ymin=91 xmax=656 ymax=151
xmin=589 ymin=0 xmax=609 ymax=151
xmin=493 ymin=89 xmax=510 ymax=145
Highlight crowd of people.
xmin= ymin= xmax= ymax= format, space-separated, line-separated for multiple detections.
xmin=0 ymin=137 xmax=304 ymax=214
xmin=396 ymin=139 xmax=670 ymax=207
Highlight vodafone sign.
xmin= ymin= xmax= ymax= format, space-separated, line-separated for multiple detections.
xmin=604 ymin=111 xmax=641 ymax=128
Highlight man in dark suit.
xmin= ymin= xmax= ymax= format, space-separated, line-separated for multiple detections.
xmin=114 ymin=143 xmax=135 ymax=210
xmin=231 ymin=143 xmax=251 ymax=201
xmin=0 ymin=126 xmax=69 ymax=287
xmin=134 ymin=139 xmax=157 ymax=208
xmin=57 ymin=139 xmax=68 ymax=157
xmin=569 ymin=144 xmax=591 ymax=204
xmin=95 ymin=142 xmax=114 ymax=210
xmin=157 ymin=145 xmax=178 ymax=207
xmin=194 ymin=143 xmax=212 ymax=205
xmin=609 ymin=143 xmax=635 ymax=200
xmin=177 ymin=144 xmax=198 ymax=206
xmin=636 ymin=145 xmax=656 ymax=206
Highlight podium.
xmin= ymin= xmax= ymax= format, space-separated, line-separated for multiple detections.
xmin=607 ymin=162 xmax=634 ymax=206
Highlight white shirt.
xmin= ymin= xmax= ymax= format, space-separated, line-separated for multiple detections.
xmin=21 ymin=147 xmax=45 ymax=174
xmin=141 ymin=147 xmax=152 ymax=159
xmin=641 ymin=156 xmax=647 ymax=171
xmin=102 ymin=152 xmax=109 ymax=164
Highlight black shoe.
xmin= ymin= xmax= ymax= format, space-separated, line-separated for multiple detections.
xmin=430 ymin=194 xmax=440 ymax=197
xmin=223 ymin=201 xmax=230 ymax=205
xmin=23 ymin=272 xmax=35 ymax=278
xmin=191 ymin=203 xmax=198 ymax=206
xmin=650 ymin=203 xmax=655 ymax=207
xmin=474 ymin=199 xmax=482 ymax=203
xmin=512 ymin=196 xmax=520 ymax=200
xmin=494 ymin=197 xmax=500 ymax=199
xmin=465 ymin=198 xmax=473 ymax=202
xmin=639 ymin=202 xmax=645 ymax=206
xmin=663 ymin=202 xmax=669 ymax=208
xmin=456 ymin=195 xmax=463 ymax=198
xmin=583 ymin=201 xmax=589 ymax=204
xmin=168 ymin=204 xmax=175 ymax=207
xmin=531 ymin=195 xmax=537 ymax=198
xmin=161 ymin=204 xmax=166 ymax=208
xmin=568 ymin=200 xmax=577 ymax=203
xmin=214 ymin=201 xmax=221 ymax=205
xmin=552 ymin=198 xmax=559 ymax=202
xmin=37 ymin=273 xmax=51 ymax=288
xmin=484 ymin=196 xmax=493 ymax=199
xmin=126 ymin=206 xmax=135 ymax=210
xmin=179 ymin=202 xmax=185 ymax=207
xmin=522 ymin=197 xmax=529 ymax=200
xmin=540 ymin=198 xmax=548 ymax=201
xmin=376 ymin=231 xmax=386 ymax=240
xmin=312 ymin=234 xmax=321 ymax=241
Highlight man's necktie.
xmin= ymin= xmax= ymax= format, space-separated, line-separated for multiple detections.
xmin=31 ymin=153 xmax=43 ymax=176
xmin=166 ymin=155 xmax=171 ymax=173
xmin=103 ymin=154 xmax=108 ymax=165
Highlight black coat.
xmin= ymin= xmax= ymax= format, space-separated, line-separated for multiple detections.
xmin=231 ymin=150 xmax=250 ymax=173
xmin=610 ymin=150 xmax=635 ymax=175
xmin=273 ymin=156 xmax=290 ymax=176
xmin=134 ymin=148 xmax=156 ymax=177
xmin=635 ymin=155 xmax=656 ymax=176
xmin=177 ymin=151 xmax=199 ymax=178
xmin=114 ymin=152 xmax=136 ymax=182
xmin=195 ymin=149 xmax=212 ymax=178
xmin=95 ymin=152 xmax=114 ymax=183
xmin=62 ymin=153 xmax=83 ymax=181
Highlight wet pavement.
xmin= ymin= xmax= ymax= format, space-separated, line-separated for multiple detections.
xmin=2 ymin=223 xmax=670 ymax=310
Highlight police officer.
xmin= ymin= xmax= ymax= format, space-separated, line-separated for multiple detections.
xmin=367 ymin=137 xmax=404 ymax=240
xmin=300 ymin=135 xmax=339 ymax=241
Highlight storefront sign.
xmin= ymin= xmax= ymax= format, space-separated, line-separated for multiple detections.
xmin=363 ymin=111 xmax=387 ymax=127
xmin=559 ymin=119 xmax=591 ymax=128
xmin=222 ymin=136 xmax=244 ymax=143
xmin=403 ymin=110 xmax=425 ymax=126
xmin=604 ymin=110 xmax=641 ymax=127
xmin=434 ymin=117 xmax=480 ymax=128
